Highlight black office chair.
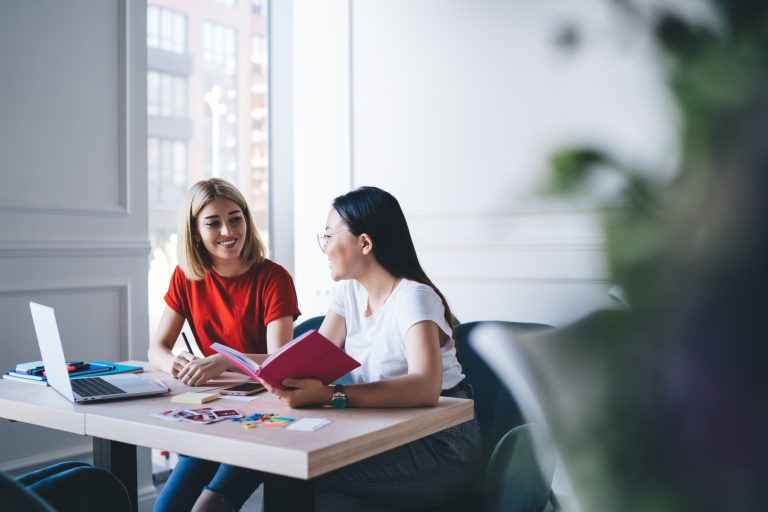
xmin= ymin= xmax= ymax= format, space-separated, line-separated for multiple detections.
xmin=0 ymin=472 xmax=53 ymax=512
xmin=1 ymin=462 xmax=132 ymax=512
xmin=455 ymin=321 xmax=552 ymax=467
xmin=293 ymin=315 xmax=325 ymax=337
xmin=484 ymin=423 xmax=558 ymax=512
xmin=426 ymin=320 xmax=552 ymax=512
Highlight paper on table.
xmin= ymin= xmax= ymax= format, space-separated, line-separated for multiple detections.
xmin=286 ymin=418 xmax=331 ymax=431
xmin=219 ymin=395 xmax=262 ymax=402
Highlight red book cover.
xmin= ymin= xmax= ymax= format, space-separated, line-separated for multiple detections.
xmin=211 ymin=330 xmax=360 ymax=390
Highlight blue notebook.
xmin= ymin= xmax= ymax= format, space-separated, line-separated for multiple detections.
xmin=70 ymin=362 xmax=144 ymax=379
xmin=3 ymin=361 xmax=143 ymax=386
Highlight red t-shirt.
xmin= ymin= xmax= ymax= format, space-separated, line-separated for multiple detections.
xmin=164 ymin=259 xmax=301 ymax=356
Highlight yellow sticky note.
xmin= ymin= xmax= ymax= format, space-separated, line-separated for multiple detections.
xmin=171 ymin=392 xmax=220 ymax=404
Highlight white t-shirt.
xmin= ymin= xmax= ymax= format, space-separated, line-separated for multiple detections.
xmin=330 ymin=278 xmax=464 ymax=390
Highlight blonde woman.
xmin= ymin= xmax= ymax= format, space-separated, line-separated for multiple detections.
xmin=149 ymin=178 xmax=300 ymax=511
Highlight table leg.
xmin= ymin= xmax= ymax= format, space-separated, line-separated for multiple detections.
xmin=263 ymin=475 xmax=314 ymax=512
xmin=93 ymin=438 xmax=138 ymax=512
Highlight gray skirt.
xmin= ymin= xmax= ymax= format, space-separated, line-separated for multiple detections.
xmin=315 ymin=381 xmax=481 ymax=511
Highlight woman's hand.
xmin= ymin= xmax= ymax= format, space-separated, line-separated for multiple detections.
xmin=176 ymin=354 xmax=230 ymax=386
xmin=170 ymin=351 xmax=195 ymax=378
xmin=259 ymin=377 xmax=333 ymax=408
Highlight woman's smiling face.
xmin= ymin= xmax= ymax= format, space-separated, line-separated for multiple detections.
xmin=195 ymin=198 xmax=247 ymax=267
xmin=324 ymin=208 xmax=362 ymax=281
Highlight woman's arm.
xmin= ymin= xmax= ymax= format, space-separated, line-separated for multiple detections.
xmin=240 ymin=315 xmax=297 ymax=366
xmin=319 ymin=310 xmax=347 ymax=349
xmin=147 ymin=306 xmax=189 ymax=376
xmin=149 ymin=307 xmax=231 ymax=384
xmin=265 ymin=315 xmax=295 ymax=353
xmin=178 ymin=315 xmax=296 ymax=385
xmin=261 ymin=320 xmax=444 ymax=408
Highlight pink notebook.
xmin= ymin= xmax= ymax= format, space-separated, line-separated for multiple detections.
xmin=211 ymin=330 xmax=360 ymax=390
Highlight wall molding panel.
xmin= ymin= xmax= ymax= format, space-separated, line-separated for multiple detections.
xmin=0 ymin=279 xmax=132 ymax=359
xmin=0 ymin=0 xmax=130 ymax=216
xmin=405 ymin=209 xmax=613 ymax=325
xmin=0 ymin=241 xmax=151 ymax=258
xmin=0 ymin=1 xmax=152 ymax=502
xmin=0 ymin=240 xmax=151 ymax=258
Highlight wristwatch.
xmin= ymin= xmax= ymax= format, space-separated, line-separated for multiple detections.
xmin=329 ymin=384 xmax=348 ymax=409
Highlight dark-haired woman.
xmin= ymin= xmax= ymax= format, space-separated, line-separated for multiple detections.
xmin=260 ymin=186 xmax=481 ymax=511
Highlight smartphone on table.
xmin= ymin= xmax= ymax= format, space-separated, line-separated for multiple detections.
xmin=219 ymin=382 xmax=265 ymax=396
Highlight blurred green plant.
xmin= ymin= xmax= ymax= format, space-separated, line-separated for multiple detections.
xmin=540 ymin=2 xmax=768 ymax=511
xmin=549 ymin=0 xmax=768 ymax=309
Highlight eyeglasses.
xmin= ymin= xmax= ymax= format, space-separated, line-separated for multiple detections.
xmin=316 ymin=229 xmax=349 ymax=253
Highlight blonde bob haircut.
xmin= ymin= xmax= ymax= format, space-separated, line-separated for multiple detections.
xmin=177 ymin=178 xmax=266 ymax=280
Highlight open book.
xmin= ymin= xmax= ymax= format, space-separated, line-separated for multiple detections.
xmin=211 ymin=330 xmax=360 ymax=390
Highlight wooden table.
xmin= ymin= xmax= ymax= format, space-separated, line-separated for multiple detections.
xmin=0 ymin=362 xmax=474 ymax=511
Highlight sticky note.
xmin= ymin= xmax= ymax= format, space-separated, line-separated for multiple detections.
xmin=171 ymin=392 xmax=220 ymax=404
xmin=287 ymin=418 xmax=331 ymax=431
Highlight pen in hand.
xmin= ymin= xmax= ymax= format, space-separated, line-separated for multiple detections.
xmin=181 ymin=332 xmax=195 ymax=356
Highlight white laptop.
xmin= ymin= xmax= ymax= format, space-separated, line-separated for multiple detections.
xmin=30 ymin=302 xmax=168 ymax=403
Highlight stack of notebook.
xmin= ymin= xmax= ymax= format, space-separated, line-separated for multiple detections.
xmin=3 ymin=360 xmax=143 ymax=386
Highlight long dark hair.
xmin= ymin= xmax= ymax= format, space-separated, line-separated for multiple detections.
xmin=332 ymin=186 xmax=456 ymax=339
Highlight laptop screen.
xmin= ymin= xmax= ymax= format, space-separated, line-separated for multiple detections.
xmin=29 ymin=302 xmax=76 ymax=401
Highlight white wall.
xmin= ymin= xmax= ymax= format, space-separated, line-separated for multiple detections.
xmin=292 ymin=0 xmax=678 ymax=325
xmin=291 ymin=0 xmax=352 ymax=317
xmin=0 ymin=1 xmax=155 ymax=508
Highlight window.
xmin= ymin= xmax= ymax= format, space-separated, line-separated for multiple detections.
xmin=251 ymin=34 xmax=267 ymax=74
xmin=214 ymin=0 xmax=238 ymax=7
xmin=147 ymin=1 xmax=271 ymax=339
xmin=203 ymin=22 xmax=237 ymax=72
xmin=203 ymin=84 xmax=239 ymax=185
xmin=148 ymin=138 xmax=187 ymax=207
xmin=251 ymin=34 xmax=265 ymax=62
xmin=147 ymin=72 xmax=187 ymax=118
xmin=147 ymin=6 xmax=186 ymax=54
xmin=203 ymin=22 xmax=239 ymax=186
xmin=251 ymin=0 xmax=266 ymax=16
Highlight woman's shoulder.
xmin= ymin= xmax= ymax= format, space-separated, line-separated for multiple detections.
xmin=392 ymin=279 xmax=445 ymax=313
xmin=331 ymin=279 xmax=363 ymax=302
xmin=335 ymin=279 xmax=360 ymax=294
xmin=396 ymin=279 xmax=438 ymax=300
xmin=253 ymin=258 xmax=292 ymax=279
xmin=171 ymin=264 xmax=191 ymax=282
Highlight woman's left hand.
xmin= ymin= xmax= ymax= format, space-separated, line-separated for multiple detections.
xmin=259 ymin=377 xmax=333 ymax=408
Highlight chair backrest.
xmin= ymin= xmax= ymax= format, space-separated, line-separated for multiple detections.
xmin=13 ymin=462 xmax=132 ymax=512
xmin=484 ymin=423 xmax=557 ymax=512
xmin=0 ymin=472 xmax=54 ymax=512
xmin=455 ymin=321 xmax=552 ymax=467
xmin=293 ymin=315 xmax=325 ymax=338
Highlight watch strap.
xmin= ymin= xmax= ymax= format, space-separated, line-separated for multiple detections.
xmin=330 ymin=384 xmax=347 ymax=408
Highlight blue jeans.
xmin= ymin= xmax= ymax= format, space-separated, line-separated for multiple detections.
xmin=154 ymin=458 xmax=263 ymax=512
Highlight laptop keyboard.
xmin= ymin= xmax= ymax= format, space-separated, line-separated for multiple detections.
xmin=71 ymin=377 xmax=126 ymax=397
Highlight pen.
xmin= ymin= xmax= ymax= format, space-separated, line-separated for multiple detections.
xmin=181 ymin=332 xmax=194 ymax=354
